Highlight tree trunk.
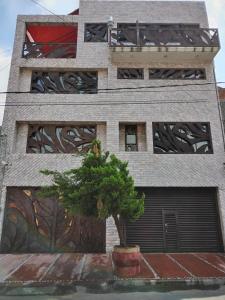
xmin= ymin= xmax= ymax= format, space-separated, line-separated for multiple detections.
xmin=113 ymin=214 xmax=127 ymax=247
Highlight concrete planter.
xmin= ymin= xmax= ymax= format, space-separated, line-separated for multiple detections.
xmin=112 ymin=245 xmax=141 ymax=277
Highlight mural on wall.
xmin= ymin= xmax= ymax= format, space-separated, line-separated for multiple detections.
xmin=153 ymin=122 xmax=213 ymax=154
xmin=0 ymin=188 xmax=105 ymax=253
xmin=26 ymin=125 xmax=96 ymax=154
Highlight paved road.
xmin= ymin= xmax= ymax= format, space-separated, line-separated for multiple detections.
xmin=1 ymin=287 xmax=225 ymax=300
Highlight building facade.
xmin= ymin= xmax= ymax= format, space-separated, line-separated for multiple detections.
xmin=0 ymin=0 xmax=224 ymax=253
xmin=219 ymin=87 xmax=225 ymax=130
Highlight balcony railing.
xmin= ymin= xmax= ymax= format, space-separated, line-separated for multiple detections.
xmin=109 ymin=27 xmax=219 ymax=48
xmin=22 ymin=42 xmax=77 ymax=59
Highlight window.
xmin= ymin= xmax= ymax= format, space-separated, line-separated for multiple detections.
xmin=31 ymin=71 xmax=98 ymax=94
xmin=153 ymin=122 xmax=213 ymax=154
xmin=149 ymin=69 xmax=206 ymax=80
xmin=84 ymin=23 xmax=108 ymax=42
xmin=117 ymin=68 xmax=144 ymax=79
xmin=119 ymin=123 xmax=146 ymax=152
xmin=27 ymin=125 xmax=96 ymax=153
xmin=125 ymin=125 xmax=138 ymax=151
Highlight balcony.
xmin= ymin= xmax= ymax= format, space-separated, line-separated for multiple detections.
xmin=109 ymin=24 xmax=220 ymax=63
xmin=23 ymin=23 xmax=77 ymax=59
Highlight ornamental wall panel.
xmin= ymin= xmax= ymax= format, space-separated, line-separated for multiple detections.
xmin=27 ymin=125 xmax=96 ymax=154
xmin=153 ymin=122 xmax=213 ymax=154
xmin=0 ymin=187 xmax=105 ymax=253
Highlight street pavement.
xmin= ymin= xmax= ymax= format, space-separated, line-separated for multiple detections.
xmin=1 ymin=286 xmax=225 ymax=300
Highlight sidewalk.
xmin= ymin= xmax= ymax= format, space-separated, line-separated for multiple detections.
xmin=0 ymin=252 xmax=225 ymax=285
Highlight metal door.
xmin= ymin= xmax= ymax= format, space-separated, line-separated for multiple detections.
xmin=163 ymin=210 xmax=178 ymax=252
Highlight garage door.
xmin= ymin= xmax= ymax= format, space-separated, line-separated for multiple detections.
xmin=126 ymin=188 xmax=224 ymax=252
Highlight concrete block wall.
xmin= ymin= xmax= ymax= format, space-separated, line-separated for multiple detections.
xmin=0 ymin=0 xmax=225 ymax=250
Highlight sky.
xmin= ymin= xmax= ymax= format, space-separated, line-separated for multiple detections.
xmin=0 ymin=0 xmax=224 ymax=125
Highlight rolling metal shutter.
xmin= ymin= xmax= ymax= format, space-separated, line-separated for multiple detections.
xmin=126 ymin=187 xmax=224 ymax=253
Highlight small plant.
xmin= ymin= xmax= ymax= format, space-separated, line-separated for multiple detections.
xmin=40 ymin=140 xmax=144 ymax=247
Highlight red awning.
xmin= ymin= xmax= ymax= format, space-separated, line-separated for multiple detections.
xmin=26 ymin=24 xmax=77 ymax=43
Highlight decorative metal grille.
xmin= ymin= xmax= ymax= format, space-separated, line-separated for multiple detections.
xmin=27 ymin=125 xmax=96 ymax=154
xmin=84 ymin=23 xmax=108 ymax=42
xmin=149 ymin=69 xmax=206 ymax=80
xmin=31 ymin=71 xmax=98 ymax=94
xmin=110 ymin=24 xmax=219 ymax=48
xmin=23 ymin=42 xmax=76 ymax=59
xmin=118 ymin=68 xmax=144 ymax=79
xmin=153 ymin=122 xmax=213 ymax=154
xmin=0 ymin=188 xmax=105 ymax=253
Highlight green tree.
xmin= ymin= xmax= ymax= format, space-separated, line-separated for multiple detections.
xmin=40 ymin=140 xmax=144 ymax=247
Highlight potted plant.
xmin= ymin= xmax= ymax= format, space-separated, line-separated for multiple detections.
xmin=40 ymin=140 xmax=144 ymax=276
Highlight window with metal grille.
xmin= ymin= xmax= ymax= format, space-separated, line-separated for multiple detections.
xmin=153 ymin=122 xmax=213 ymax=154
xmin=149 ymin=69 xmax=206 ymax=80
xmin=27 ymin=125 xmax=96 ymax=154
xmin=31 ymin=71 xmax=98 ymax=94
xmin=117 ymin=68 xmax=144 ymax=79
xmin=84 ymin=23 xmax=108 ymax=42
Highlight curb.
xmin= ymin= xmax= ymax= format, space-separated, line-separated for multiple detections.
xmin=0 ymin=278 xmax=225 ymax=296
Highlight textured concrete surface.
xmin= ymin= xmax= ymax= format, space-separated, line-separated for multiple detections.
xmin=1 ymin=289 xmax=225 ymax=300
xmin=0 ymin=253 xmax=225 ymax=286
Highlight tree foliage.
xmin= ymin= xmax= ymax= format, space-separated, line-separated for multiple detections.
xmin=40 ymin=140 xmax=144 ymax=246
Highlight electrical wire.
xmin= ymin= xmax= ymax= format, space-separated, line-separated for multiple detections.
xmin=25 ymin=29 xmax=78 ymax=45
xmin=27 ymin=0 xmax=66 ymax=22
xmin=0 ymin=82 xmax=224 ymax=95
xmin=0 ymin=99 xmax=209 ymax=107
xmin=0 ymin=89 xmax=217 ymax=98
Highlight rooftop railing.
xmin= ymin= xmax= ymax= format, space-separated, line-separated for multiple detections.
xmin=109 ymin=27 xmax=220 ymax=48
xmin=22 ymin=42 xmax=77 ymax=59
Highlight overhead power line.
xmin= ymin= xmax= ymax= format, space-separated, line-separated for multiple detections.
xmin=0 ymin=89 xmax=217 ymax=97
xmin=28 ymin=0 xmax=66 ymax=22
xmin=0 ymin=81 xmax=224 ymax=95
xmin=0 ymin=99 xmax=209 ymax=107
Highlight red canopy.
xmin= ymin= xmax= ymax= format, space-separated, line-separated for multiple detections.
xmin=27 ymin=24 xmax=77 ymax=43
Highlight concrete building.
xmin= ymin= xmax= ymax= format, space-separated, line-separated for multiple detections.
xmin=0 ymin=0 xmax=224 ymax=253
xmin=219 ymin=86 xmax=225 ymax=129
